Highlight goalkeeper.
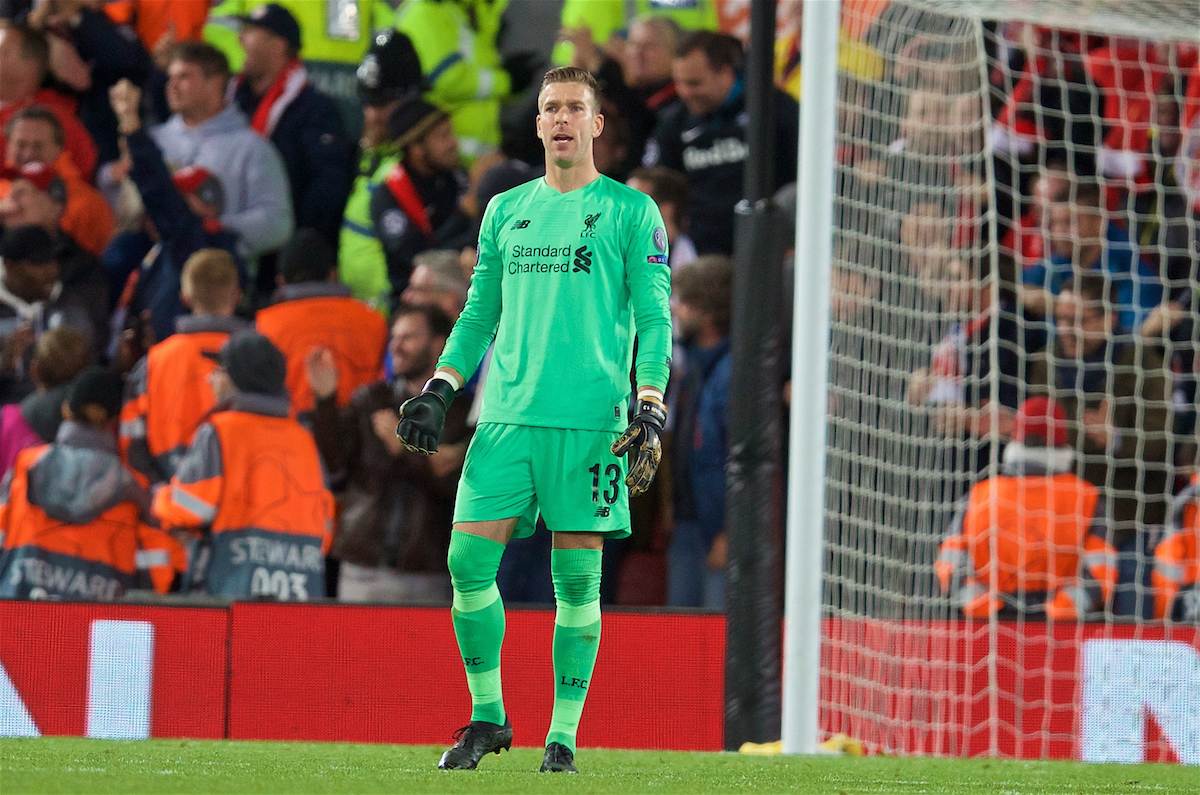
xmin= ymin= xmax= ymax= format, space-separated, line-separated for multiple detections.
xmin=396 ymin=66 xmax=672 ymax=774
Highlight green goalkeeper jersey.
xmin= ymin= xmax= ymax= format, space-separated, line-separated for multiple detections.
xmin=438 ymin=175 xmax=672 ymax=432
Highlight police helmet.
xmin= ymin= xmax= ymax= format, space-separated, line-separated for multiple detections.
xmin=357 ymin=30 xmax=425 ymax=107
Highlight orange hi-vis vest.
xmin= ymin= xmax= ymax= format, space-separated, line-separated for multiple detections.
xmin=1154 ymin=473 xmax=1200 ymax=620
xmin=121 ymin=316 xmax=248 ymax=486
xmin=134 ymin=525 xmax=188 ymax=594
xmin=255 ymin=285 xmax=388 ymax=416
xmin=153 ymin=399 xmax=333 ymax=600
xmin=0 ymin=444 xmax=175 ymax=599
xmin=104 ymin=0 xmax=210 ymax=52
xmin=936 ymin=473 xmax=1117 ymax=619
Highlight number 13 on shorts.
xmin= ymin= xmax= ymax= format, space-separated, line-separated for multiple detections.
xmin=589 ymin=462 xmax=621 ymax=505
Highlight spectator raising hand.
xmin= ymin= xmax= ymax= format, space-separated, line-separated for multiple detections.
xmin=109 ymin=77 xmax=141 ymax=134
xmin=304 ymin=346 xmax=339 ymax=402
xmin=309 ymin=304 xmax=472 ymax=605
xmin=106 ymin=75 xmax=246 ymax=342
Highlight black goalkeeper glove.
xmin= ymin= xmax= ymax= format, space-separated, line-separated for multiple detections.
xmin=610 ymin=396 xmax=667 ymax=496
xmin=396 ymin=377 xmax=458 ymax=455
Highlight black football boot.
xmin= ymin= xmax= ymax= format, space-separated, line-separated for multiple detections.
xmin=538 ymin=742 xmax=578 ymax=773
xmin=437 ymin=719 xmax=513 ymax=770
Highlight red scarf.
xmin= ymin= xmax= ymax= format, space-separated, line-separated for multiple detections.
xmin=646 ymin=82 xmax=678 ymax=112
xmin=384 ymin=164 xmax=434 ymax=238
xmin=240 ymin=59 xmax=308 ymax=137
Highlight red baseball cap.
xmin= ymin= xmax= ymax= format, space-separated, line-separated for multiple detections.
xmin=171 ymin=166 xmax=225 ymax=214
xmin=0 ymin=162 xmax=66 ymax=203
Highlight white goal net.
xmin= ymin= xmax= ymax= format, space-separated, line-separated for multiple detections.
xmin=819 ymin=0 xmax=1200 ymax=761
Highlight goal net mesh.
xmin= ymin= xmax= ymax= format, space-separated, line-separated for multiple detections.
xmin=819 ymin=0 xmax=1200 ymax=759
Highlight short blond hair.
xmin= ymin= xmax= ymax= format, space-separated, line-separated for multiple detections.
xmin=538 ymin=66 xmax=601 ymax=115
xmin=31 ymin=326 xmax=88 ymax=388
xmin=181 ymin=249 xmax=239 ymax=313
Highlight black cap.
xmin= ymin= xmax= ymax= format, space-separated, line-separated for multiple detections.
xmin=0 ymin=225 xmax=58 ymax=264
xmin=68 ymin=366 xmax=124 ymax=421
xmin=237 ymin=3 xmax=302 ymax=51
xmin=204 ymin=331 xmax=288 ymax=398
xmin=357 ymin=30 xmax=425 ymax=107
xmin=278 ymin=228 xmax=336 ymax=283
xmin=388 ymin=97 xmax=449 ymax=149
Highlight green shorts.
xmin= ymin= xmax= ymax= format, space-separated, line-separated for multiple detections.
xmin=454 ymin=422 xmax=631 ymax=539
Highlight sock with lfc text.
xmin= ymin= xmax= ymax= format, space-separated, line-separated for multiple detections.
xmin=546 ymin=547 xmax=603 ymax=752
xmin=447 ymin=530 xmax=507 ymax=725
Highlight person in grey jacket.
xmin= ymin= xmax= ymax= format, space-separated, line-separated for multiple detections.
xmin=149 ymin=41 xmax=292 ymax=260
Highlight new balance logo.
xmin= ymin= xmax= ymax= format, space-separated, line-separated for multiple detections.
xmin=511 ymin=218 xmax=530 ymax=229
xmin=573 ymin=246 xmax=592 ymax=273
xmin=593 ymin=506 xmax=610 ymax=518
xmin=581 ymin=212 xmax=600 ymax=238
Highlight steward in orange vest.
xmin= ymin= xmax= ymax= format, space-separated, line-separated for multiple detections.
xmin=1154 ymin=474 xmax=1200 ymax=621
xmin=255 ymin=229 xmax=387 ymax=420
xmin=121 ymin=249 xmax=248 ymax=486
xmin=0 ymin=368 xmax=184 ymax=599
xmin=152 ymin=332 xmax=333 ymax=599
xmin=936 ymin=397 xmax=1118 ymax=620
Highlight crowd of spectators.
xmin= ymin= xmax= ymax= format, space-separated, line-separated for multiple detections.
xmin=855 ymin=8 xmax=1200 ymax=622
xmin=0 ymin=0 xmax=1195 ymax=623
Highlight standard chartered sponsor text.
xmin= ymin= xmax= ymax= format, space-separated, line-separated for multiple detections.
xmin=512 ymin=245 xmax=572 ymax=258
xmin=509 ymin=244 xmax=573 ymax=275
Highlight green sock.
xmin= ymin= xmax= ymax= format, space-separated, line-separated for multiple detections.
xmin=546 ymin=548 xmax=603 ymax=753
xmin=447 ymin=531 xmax=507 ymax=725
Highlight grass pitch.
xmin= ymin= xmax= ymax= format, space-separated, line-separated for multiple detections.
xmin=2 ymin=737 xmax=1197 ymax=794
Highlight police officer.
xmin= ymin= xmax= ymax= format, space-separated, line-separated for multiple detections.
xmin=339 ymin=29 xmax=424 ymax=309
xmin=395 ymin=0 xmax=540 ymax=165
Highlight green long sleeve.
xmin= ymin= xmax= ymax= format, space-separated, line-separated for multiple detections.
xmin=438 ymin=176 xmax=672 ymax=431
